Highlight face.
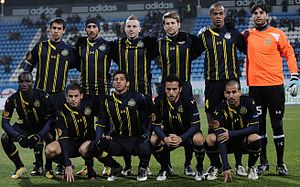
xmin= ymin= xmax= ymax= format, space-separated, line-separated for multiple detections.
xmin=49 ymin=22 xmax=65 ymax=42
xmin=210 ymin=6 xmax=225 ymax=28
xmin=66 ymin=89 xmax=83 ymax=108
xmin=165 ymin=81 xmax=182 ymax=103
xmin=252 ymin=7 xmax=268 ymax=27
xmin=163 ymin=18 xmax=180 ymax=36
xmin=113 ymin=73 xmax=129 ymax=94
xmin=18 ymin=74 xmax=33 ymax=94
xmin=86 ymin=23 xmax=100 ymax=40
xmin=224 ymin=83 xmax=241 ymax=108
xmin=125 ymin=19 xmax=141 ymax=40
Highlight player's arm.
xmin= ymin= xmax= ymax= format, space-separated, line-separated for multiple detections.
xmin=180 ymin=98 xmax=201 ymax=142
xmin=23 ymin=43 xmax=39 ymax=72
xmin=236 ymin=30 xmax=247 ymax=54
xmin=1 ymin=98 xmax=19 ymax=138
xmin=152 ymin=97 xmax=167 ymax=140
xmin=59 ymin=138 xmax=75 ymax=182
xmin=95 ymin=100 xmax=109 ymax=139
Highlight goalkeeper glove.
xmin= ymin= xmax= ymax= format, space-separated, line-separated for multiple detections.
xmin=288 ymin=73 xmax=299 ymax=97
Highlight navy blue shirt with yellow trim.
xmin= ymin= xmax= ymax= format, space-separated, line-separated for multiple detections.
xmin=213 ymin=95 xmax=259 ymax=135
xmin=158 ymin=31 xmax=199 ymax=82
xmin=2 ymin=89 xmax=55 ymax=134
xmin=96 ymin=91 xmax=152 ymax=138
xmin=111 ymin=36 xmax=157 ymax=96
xmin=56 ymin=100 xmax=95 ymax=142
xmin=152 ymin=94 xmax=201 ymax=142
xmin=197 ymin=26 xmax=246 ymax=81
xmin=75 ymin=37 xmax=112 ymax=96
xmin=24 ymin=40 xmax=76 ymax=93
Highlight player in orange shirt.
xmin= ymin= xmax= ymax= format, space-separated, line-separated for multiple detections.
xmin=244 ymin=2 xmax=299 ymax=176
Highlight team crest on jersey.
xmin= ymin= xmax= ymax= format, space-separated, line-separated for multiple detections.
xmin=240 ymin=106 xmax=247 ymax=114
xmin=34 ymin=100 xmax=40 ymax=107
xmin=128 ymin=99 xmax=136 ymax=107
xmin=99 ymin=44 xmax=106 ymax=51
xmin=224 ymin=32 xmax=231 ymax=39
xmin=137 ymin=41 xmax=144 ymax=48
xmin=178 ymin=105 xmax=183 ymax=112
xmin=61 ymin=49 xmax=69 ymax=56
xmin=177 ymin=41 xmax=185 ymax=45
xmin=265 ymin=38 xmax=271 ymax=45
xmin=2 ymin=111 xmax=9 ymax=117
xmin=84 ymin=107 xmax=92 ymax=115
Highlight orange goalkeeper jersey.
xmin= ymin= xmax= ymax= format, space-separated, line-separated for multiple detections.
xmin=245 ymin=26 xmax=298 ymax=86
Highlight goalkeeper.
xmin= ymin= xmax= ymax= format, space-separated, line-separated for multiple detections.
xmin=243 ymin=2 xmax=299 ymax=176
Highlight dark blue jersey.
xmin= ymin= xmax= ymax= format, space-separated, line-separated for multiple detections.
xmin=111 ymin=36 xmax=157 ymax=96
xmin=24 ymin=39 xmax=76 ymax=93
xmin=75 ymin=37 xmax=112 ymax=96
xmin=152 ymin=94 xmax=201 ymax=141
xmin=56 ymin=100 xmax=95 ymax=142
xmin=158 ymin=31 xmax=200 ymax=82
xmin=96 ymin=91 xmax=152 ymax=138
xmin=2 ymin=89 xmax=54 ymax=134
xmin=197 ymin=26 xmax=246 ymax=81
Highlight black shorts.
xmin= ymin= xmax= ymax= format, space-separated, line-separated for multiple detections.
xmin=205 ymin=80 xmax=239 ymax=114
xmin=58 ymin=139 xmax=83 ymax=158
xmin=109 ymin=137 xmax=139 ymax=156
xmin=249 ymin=85 xmax=285 ymax=118
xmin=226 ymin=137 xmax=248 ymax=154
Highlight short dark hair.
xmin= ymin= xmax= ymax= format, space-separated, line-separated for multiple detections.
xmin=250 ymin=2 xmax=269 ymax=14
xmin=66 ymin=83 xmax=82 ymax=94
xmin=18 ymin=71 xmax=33 ymax=82
xmin=162 ymin=11 xmax=180 ymax=24
xmin=209 ymin=2 xmax=225 ymax=15
xmin=113 ymin=70 xmax=129 ymax=81
xmin=49 ymin=17 xmax=66 ymax=30
xmin=162 ymin=74 xmax=182 ymax=88
xmin=225 ymin=79 xmax=241 ymax=90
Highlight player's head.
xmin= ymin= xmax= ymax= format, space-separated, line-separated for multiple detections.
xmin=251 ymin=2 xmax=269 ymax=27
xmin=85 ymin=17 xmax=100 ymax=41
xmin=163 ymin=74 xmax=182 ymax=104
xmin=224 ymin=80 xmax=241 ymax=107
xmin=66 ymin=83 xmax=83 ymax=108
xmin=209 ymin=2 xmax=225 ymax=28
xmin=49 ymin=18 xmax=66 ymax=42
xmin=18 ymin=71 xmax=33 ymax=94
xmin=112 ymin=70 xmax=130 ymax=94
xmin=125 ymin=15 xmax=141 ymax=40
xmin=162 ymin=11 xmax=180 ymax=37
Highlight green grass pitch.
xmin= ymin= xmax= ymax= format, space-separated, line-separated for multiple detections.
xmin=0 ymin=105 xmax=300 ymax=186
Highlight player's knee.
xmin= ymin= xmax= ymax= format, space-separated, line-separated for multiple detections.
xmin=79 ymin=140 xmax=91 ymax=157
xmin=192 ymin=132 xmax=204 ymax=146
xmin=270 ymin=117 xmax=284 ymax=136
xmin=45 ymin=141 xmax=61 ymax=157
xmin=205 ymin=133 xmax=216 ymax=146
xmin=150 ymin=133 xmax=160 ymax=146
xmin=247 ymin=139 xmax=261 ymax=153
xmin=247 ymin=134 xmax=260 ymax=143
xmin=95 ymin=137 xmax=110 ymax=151
xmin=138 ymin=141 xmax=152 ymax=156
xmin=1 ymin=132 xmax=10 ymax=144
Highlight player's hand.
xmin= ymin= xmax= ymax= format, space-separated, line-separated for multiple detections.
xmin=163 ymin=136 xmax=177 ymax=147
xmin=223 ymin=169 xmax=233 ymax=183
xmin=242 ymin=29 xmax=250 ymax=38
xmin=17 ymin=135 xmax=29 ymax=148
xmin=288 ymin=73 xmax=299 ymax=97
xmin=217 ymin=129 xmax=229 ymax=143
xmin=28 ymin=134 xmax=40 ymax=149
xmin=169 ymin=134 xmax=182 ymax=146
xmin=65 ymin=166 xmax=75 ymax=182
